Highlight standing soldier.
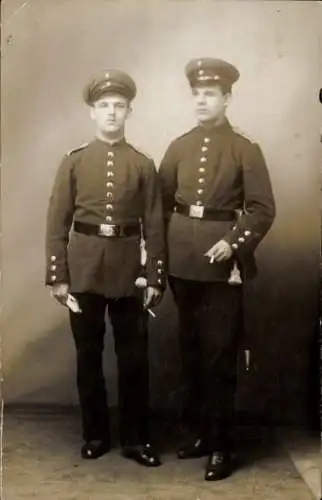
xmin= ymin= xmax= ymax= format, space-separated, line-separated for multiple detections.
xmin=158 ymin=58 xmax=275 ymax=480
xmin=45 ymin=70 xmax=166 ymax=466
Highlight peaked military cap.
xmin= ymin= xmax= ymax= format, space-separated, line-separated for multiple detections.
xmin=185 ymin=58 xmax=240 ymax=87
xmin=83 ymin=69 xmax=137 ymax=105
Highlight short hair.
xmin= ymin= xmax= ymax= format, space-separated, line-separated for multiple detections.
xmin=217 ymin=80 xmax=232 ymax=95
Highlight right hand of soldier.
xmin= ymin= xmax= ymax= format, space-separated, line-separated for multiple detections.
xmin=51 ymin=283 xmax=69 ymax=306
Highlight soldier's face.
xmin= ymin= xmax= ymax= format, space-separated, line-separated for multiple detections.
xmin=90 ymin=94 xmax=131 ymax=133
xmin=192 ymin=85 xmax=231 ymax=124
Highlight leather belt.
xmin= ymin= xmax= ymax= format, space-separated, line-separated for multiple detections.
xmin=174 ymin=203 xmax=234 ymax=221
xmin=74 ymin=221 xmax=141 ymax=238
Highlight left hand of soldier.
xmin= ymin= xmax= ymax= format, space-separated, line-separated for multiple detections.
xmin=205 ymin=239 xmax=233 ymax=263
xmin=144 ymin=286 xmax=163 ymax=309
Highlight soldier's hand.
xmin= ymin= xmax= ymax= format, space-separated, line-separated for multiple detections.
xmin=51 ymin=283 xmax=70 ymax=306
xmin=144 ymin=286 xmax=162 ymax=309
xmin=205 ymin=239 xmax=233 ymax=263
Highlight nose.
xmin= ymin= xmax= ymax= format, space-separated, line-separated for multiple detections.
xmin=107 ymin=105 xmax=116 ymax=116
xmin=196 ymin=93 xmax=206 ymax=106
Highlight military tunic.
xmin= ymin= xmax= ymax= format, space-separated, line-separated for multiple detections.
xmin=45 ymin=137 xmax=166 ymax=297
xmin=159 ymin=119 xmax=275 ymax=447
xmin=158 ymin=119 xmax=276 ymax=282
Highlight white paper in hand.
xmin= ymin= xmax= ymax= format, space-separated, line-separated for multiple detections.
xmin=66 ymin=294 xmax=82 ymax=313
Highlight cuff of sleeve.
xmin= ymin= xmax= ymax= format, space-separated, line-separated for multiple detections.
xmin=46 ymin=251 xmax=70 ymax=284
xmin=224 ymin=227 xmax=254 ymax=254
xmin=147 ymin=275 xmax=166 ymax=290
xmin=147 ymin=258 xmax=166 ymax=289
xmin=46 ymin=268 xmax=69 ymax=286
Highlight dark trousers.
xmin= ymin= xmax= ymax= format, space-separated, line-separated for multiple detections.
xmin=69 ymin=293 xmax=150 ymax=446
xmin=169 ymin=276 xmax=243 ymax=451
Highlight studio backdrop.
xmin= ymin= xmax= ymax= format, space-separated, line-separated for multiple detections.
xmin=2 ymin=0 xmax=321 ymax=425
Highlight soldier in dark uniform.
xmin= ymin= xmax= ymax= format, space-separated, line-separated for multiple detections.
xmin=158 ymin=58 xmax=276 ymax=480
xmin=45 ymin=70 xmax=166 ymax=466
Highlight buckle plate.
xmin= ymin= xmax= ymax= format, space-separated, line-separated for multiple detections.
xmin=98 ymin=224 xmax=117 ymax=237
xmin=189 ymin=205 xmax=204 ymax=219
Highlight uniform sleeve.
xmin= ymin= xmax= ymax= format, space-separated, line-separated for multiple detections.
xmin=141 ymin=160 xmax=167 ymax=289
xmin=223 ymin=142 xmax=276 ymax=257
xmin=45 ymin=155 xmax=75 ymax=286
xmin=158 ymin=141 xmax=178 ymax=224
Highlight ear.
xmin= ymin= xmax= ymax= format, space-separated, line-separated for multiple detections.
xmin=126 ymin=105 xmax=133 ymax=119
xmin=224 ymin=93 xmax=232 ymax=107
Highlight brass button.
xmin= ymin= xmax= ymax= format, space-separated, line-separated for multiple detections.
xmin=232 ymin=243 xmax=238 ymax=249
xmin=197 ymin=189 xmax=204 ymax=194
xmin=106 ymin=192 xmax=113 ymax=200
xmin=200 ymin=157 xmax=207 ymax=163
xmin=244 ymin=230 xmax=251 ymax=236
xmin=107 ymin=151 xmax=114 ymax=157
xmin=106 ymin=204 xmax=113 ymax=210
xmin=198 ymin=178 xmax=205 ymax=184
xmin=196 ymin=201 xmax=203 ymax=206
xmin=51 ymin=275 xmax=57 ymax=281
xmin=50 ymin=265 xmax=56 ymax=271
xmin=107 ymin=161 xmax=114 ymax=167
xmin=106 ymin=181 xmax=114 ymax=188
xmin=201 ymin=146 xmax=208 ymax=152
xmin=199 ymin=167 xmax=205 ymax=173
xmin=50 ymin=256 xmax=56 ymax=262
xmin=204 ymin=137 xmax=210 ymax=143
xmin=107 ymin=172 xmax=114 ymax=177
xmin=105 ymin=216 xmax=112 ymax=222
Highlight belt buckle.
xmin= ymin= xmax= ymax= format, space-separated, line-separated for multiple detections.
xmin=99 ymin=224 xmax=117 ymax=237
xmin=189 ymin=204 xmax=204 ymax=219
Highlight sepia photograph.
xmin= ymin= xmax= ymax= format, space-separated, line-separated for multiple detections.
xmin=1 ymin=0 xmax=321 ymax=499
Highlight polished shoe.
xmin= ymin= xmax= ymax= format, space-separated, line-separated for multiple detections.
xmin=81 ymin=439 xmax=110 ymax=459
xmin=177 ymin=438 xmax=210 ymax=459
xmin=204 ymin=451 xmax=233 ymax=481
xmin=122 ymin=443 xmax=162 ymax=467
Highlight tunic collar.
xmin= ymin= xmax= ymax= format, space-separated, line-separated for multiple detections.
xmin=94 ymin=136 xmax=127 ymax=148
xmin=196 ymin=117 xmax=232 ymax=136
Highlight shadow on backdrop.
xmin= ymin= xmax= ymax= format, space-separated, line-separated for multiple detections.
xmin=2 ymin=0 xmax=321 ymax=428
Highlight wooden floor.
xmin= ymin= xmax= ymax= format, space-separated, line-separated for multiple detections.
xmin=282 ymin=427 xmax=321 ymax=500
xmin=2 ymin=409 xmax=318 ymax=500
